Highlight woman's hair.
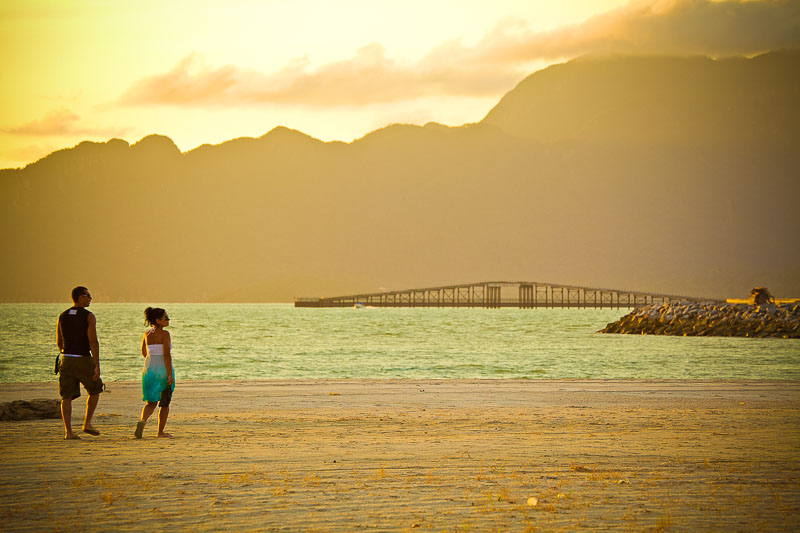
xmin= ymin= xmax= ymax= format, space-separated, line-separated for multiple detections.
xmin=144 ymin=307 xmax=167 ymax=326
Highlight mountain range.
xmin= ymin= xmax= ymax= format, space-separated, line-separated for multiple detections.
xmin=1 ymin=50 xmax=798 ymax=302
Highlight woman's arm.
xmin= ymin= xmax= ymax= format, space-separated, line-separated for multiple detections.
xmin=87 ymin=313 xmax=100 ymax=381
xmin=141 ymin=333 xmax=148 ymax=357
xmin=163 ymin=330 xmax=173 ymax=385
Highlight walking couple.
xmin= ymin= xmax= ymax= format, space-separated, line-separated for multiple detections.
xmin=56 ymin=286 xmax=175 ymax=440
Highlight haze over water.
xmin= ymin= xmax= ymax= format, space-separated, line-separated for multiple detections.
xmin=2 ymin=304 xmax=798 ymax=383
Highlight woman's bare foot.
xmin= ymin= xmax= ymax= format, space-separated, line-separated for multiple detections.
xmin=65 ymin=433 xmax=80 ymax=440
xmin=157 ymin=432 xmax=172 ymax=438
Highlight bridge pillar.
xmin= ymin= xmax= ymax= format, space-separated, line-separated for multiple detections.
xmin=519 ymin=284 xmax=534 ymax=308
xmin=485 ymin=285 xmax=501 ymax=308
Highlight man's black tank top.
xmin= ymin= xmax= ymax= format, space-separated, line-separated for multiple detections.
xmin=59 ymin=307 xmax=92 ymax=356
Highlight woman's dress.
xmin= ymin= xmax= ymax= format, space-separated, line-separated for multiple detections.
xmin=142 ymin=337 xmax=175 ymax=403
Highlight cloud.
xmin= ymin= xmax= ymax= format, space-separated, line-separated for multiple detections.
xmin=481 ymin=0 xmax=800 ymax=63
xmin=119 ymin=54 xmax=242 ymax=106
xmin=120 ymin=46 xmax=521 ymax=108
xmin=119 ymin=0 xmax=800 ymax=108
xmin=3 ymin=108 xmax=130 ymax=137
xmin=4 ymin=108 xmax=81 ymax=135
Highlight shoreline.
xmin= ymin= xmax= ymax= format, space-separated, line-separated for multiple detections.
xmin=2 ymin=379 xmax=798 ymax=530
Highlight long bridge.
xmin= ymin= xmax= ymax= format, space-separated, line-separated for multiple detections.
xmin=294 ymin=280 xmax=722 ymax=309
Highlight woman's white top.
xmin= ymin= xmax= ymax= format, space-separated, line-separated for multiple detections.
xmin=144 ymin=339 xmax=172 ymax=374
xmin=146 ymin=343 xmax=166 ymax=356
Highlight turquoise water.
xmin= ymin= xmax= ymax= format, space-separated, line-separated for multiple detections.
xmin=1 ymin=303 xmax=798 ymax=382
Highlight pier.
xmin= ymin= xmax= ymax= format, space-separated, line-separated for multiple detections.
xmin=294 ymin=281 xmax=722 ymax=308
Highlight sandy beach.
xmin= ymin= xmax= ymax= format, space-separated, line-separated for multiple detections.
xmin=1 ymin=380 xmax=798 ymax=531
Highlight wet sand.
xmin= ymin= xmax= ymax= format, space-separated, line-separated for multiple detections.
xmin=1 ymin=380 xmax=798 ymax=531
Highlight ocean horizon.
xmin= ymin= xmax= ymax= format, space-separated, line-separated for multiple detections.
xmin=1 ymin=303 xmax=799 ymax=383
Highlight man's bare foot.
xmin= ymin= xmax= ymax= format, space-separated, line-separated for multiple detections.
xmin=157 ymin=432 xmax=172 ymax=438
xmin=65 ymin=433 xmax=80 ymax=440
xmin=82 ymin=426 xmax=100 ymax=436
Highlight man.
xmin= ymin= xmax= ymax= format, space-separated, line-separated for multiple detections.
xmin=56 ymin=286 xmax=103 ymax=439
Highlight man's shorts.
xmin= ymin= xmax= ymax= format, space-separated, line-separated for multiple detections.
xmin=59 ymin=356 xmax=104 ymax=400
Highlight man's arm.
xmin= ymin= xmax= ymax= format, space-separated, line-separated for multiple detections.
xmin=56 ymin=316 xmax=64 ymax=352
xmin=87 ymin=313 xmax=100 ymax=381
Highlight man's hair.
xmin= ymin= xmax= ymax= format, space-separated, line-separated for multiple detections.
xmin=71 ymin=286 xmax=89 ymax=303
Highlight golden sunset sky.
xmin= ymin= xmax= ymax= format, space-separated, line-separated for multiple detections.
xmin=1 ymin=0 xmax=797 ymax=170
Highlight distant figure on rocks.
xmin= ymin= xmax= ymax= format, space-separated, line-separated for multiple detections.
xmin=56 ymin=286 xmax=104 ymax=440
xmin=749 ymin=287 xmax=774 ymax=306
xmin=134 ymin=307 xmax=175 ymax=439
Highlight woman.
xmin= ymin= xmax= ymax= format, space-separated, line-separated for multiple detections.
xmin=134 ymin=307 xmax=175 ymax=439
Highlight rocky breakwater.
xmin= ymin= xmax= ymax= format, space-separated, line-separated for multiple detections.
xmin=600 ymin=301 xmax=800 ymax=338
xmin=0 ymin=399 xmax=61 ymax=421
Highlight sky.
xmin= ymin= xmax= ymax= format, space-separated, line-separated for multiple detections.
xmin=1 ymin=0 xmax=798 ymax=170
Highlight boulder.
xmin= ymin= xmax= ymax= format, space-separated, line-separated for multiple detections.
xmin=0 ymin=399 xmax=61 ymax=421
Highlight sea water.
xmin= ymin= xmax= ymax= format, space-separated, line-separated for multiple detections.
xmin=1 ymin=303 xmax=798 ymax=383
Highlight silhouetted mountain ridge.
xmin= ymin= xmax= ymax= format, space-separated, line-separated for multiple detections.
xmin=131 ymin=134 xmax=181 ymax=155
xmin=483 ymin=50 xmax=800 ymax=145
xmin=1 ymin=52 xmax=797 ymax=302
